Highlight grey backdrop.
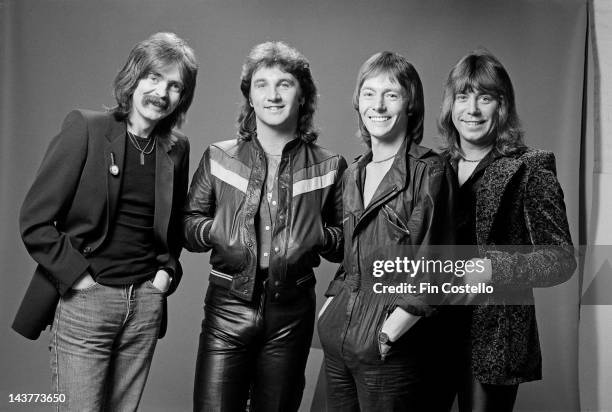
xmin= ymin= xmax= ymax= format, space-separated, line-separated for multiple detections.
xmin=1 ymin=0 xmax=586 ymax=411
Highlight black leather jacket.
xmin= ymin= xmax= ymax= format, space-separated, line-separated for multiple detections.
xmin=326 ymin=140 xmax=456 ymax=316
xmin=184 ymin=137 xmax=347 ymax=302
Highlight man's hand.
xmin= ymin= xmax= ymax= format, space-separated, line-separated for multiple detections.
xmin=462 ymin=257 xmax=492 ymax=302
xmin=379 ymin=307 xmax=421 ymax=358
xmin=463 ymin=257 xmax=492 ymax=285
xmin=72 ymin=271 xmax=96 ymax=290
xmin=152 ymin=269 xmax=172 ymax=293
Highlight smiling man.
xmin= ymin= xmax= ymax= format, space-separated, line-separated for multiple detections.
xmin=183 ymin=41 xmax=346 ymax=412
xmin=12 ymin=32 xmax=197 ymax=411
xmin=317 ymin=51 xmax=456 ymax=411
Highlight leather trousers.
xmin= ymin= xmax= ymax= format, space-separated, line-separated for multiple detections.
xmin=193 ymin=281 xmax=315 ymax=412
xmin=318 ymin=285 xmax=467 ymax=412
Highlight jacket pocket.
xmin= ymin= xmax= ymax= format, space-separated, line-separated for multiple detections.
xmin=382 ymin=205 xmax=411 ymax=242
xmin=352 ymin=300 xmax=391 ymax=363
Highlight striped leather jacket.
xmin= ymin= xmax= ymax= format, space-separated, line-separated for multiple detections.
xmin=184 ymin=136 xmax=347 ymax=302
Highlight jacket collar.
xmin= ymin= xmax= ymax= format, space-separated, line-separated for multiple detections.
xmin=350 ymin=139 xmax=431 ymax=235
xmin=105 ymin=113 xmax=175 ymax=153
xmin=475 ymin=153 xmax=525 ymax=244
xmin=354 ymin=138 xmax=431 ymax=210
xmin=103 ymin=113 xmax=175 ymax=228
xmin=251 ymin=134 xmax=303 ymax=158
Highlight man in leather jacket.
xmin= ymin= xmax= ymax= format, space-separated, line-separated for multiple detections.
xmin=317 ymin=51 xmax=457 ymax=411
xmin=183 ymin=41 xmax=346 ymax=412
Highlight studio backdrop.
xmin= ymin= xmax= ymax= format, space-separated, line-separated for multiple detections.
xmin=1 ymin=0 xmax=585 ymax=411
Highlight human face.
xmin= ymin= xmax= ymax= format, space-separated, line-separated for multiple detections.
xmin=358 ymin=73 xmax=409 ymax=144
xmin=129 ymin=63 xmax=183 ymax=134
xmin=451 ymin=91 xmax=499 ymax=149
xmin=250 ymin=65 xmax=303 ymax=136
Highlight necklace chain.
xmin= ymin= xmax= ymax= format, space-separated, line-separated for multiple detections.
xmin=460 ymin=157 xmax=483 ymax=163
xmin=371 ymin=153 xmax=396 ymax=164
xmin=127 ymin=131 xmax=156 ymax=165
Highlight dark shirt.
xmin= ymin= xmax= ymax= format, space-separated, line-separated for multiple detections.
xmin=256 ymin=153 xmax=280 ymax=270
xmin=453 ymin=150 xmax=500 ymax=247
xmin=90 ymin=133 xmax=158 ymax=285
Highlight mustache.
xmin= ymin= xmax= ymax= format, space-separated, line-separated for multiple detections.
xmin=143 ymin=95 xmax=169 ymax=110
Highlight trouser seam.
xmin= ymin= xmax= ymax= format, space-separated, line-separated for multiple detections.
xmin=53 ymin=298 xmax=61 ymax=412
xmin=122 ymin=284 xmax=133 ymax=327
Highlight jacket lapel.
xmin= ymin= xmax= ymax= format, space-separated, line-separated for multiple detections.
xmin=104 ymin=118 xmax=127 ymax=227
xmin=154 ymin=135 xmax=175 ymax=244
xmin=476 ymin=156 xmax=524 ymax=244
xmin=353 ymin=139 xmax=423 ymax=238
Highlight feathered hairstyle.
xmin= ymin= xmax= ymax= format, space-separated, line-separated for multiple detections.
xmin=353 ymin=51 xmax=424 ymax=147
xmin=111 ymin=32 xmax=198 ymax=137
xmin=438 ymin=49 xmax=525 ymax=159
xmin=237 ymin=41 xmax=318 ymax=142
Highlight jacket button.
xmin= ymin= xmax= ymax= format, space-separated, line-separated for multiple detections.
xmin=274 ymin=292 xmax=281 ymax=300
xmin=247 ymin=241 xmax=253 ymax=247
xmin=274 ymin=280 xmax=281 ymax=287
xmin=82 ymin=246 xmax=92 ymax=255
xmin=274 ymin=247 xmax=280 ymax=252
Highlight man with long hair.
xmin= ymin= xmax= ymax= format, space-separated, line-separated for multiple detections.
xmin=184 ymin=41 xmax=346 ymax=411
xmin=318 ymin=51 xmax=456 ymax=411
xmin=439 ymin=50 xmax=575 ymax=411
xmin=13 ymin=32 xmax=197 ymax=411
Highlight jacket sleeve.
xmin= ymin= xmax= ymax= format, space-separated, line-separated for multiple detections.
xmin=183 ymin=147 xmax=216 ymax=252
xmin=19 ymin=110 xmax=91 ymax=296
xmin=488 ymin=153 xmax=576 ymax=288
xmin=319 ymin=155 xmax=348 ymax=263
xmin=164 ymin=137 xmax=190 ymax=295
xmin=394 ymin=158 xmax=457 ymax=316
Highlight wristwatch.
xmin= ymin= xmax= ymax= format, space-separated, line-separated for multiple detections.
xmin=378 ymin=331 xmax=394 ymax=346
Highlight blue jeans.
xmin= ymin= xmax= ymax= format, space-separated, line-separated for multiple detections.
xmin=49 ymin=280 xmax=164 ymax=411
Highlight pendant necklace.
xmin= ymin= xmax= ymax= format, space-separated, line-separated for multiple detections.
xmin=127 ymin=131 xmax=156 ymax=165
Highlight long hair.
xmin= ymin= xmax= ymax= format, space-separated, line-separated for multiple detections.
xmin=353 ymin=51 xmax=424 ymax=147
xmin=237 ymin=41 xmax=318 ymax=143
xmin=438 ymin=50 xmax=525 ymax=159
xmin=111 ymin=32 xmax=198 ymax=137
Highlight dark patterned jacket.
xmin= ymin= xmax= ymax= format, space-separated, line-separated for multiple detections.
xmin=465 ymin=148 xmax=575 ymax=384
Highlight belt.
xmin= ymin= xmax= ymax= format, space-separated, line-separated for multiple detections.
xmin=209 ymin=268 xmax=315 ymax=304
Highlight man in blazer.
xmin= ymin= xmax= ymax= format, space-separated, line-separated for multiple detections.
xmin=12 ymin=32 xmax=197 ymax=411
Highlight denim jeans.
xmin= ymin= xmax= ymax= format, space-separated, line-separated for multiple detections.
xmin=49 ymin=280 xmax=164 ymax=411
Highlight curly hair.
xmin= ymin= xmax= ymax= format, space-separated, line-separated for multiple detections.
xmin=237 ymin=41 xmax=318 ymax=143
xmin=438 ymin=49 xmax=525 ymax=160
xmin=353 ymin=51 xmax=424 ymax=147
xmin=111 ymin=32 xmax=198 ymax=137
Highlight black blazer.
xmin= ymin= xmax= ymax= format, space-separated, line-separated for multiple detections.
xmin=12 ymin=109 xmax=189 ymax=340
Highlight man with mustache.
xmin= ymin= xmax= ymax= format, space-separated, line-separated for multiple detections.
xmin=12 ymin=32 xmax=197 ymax=411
